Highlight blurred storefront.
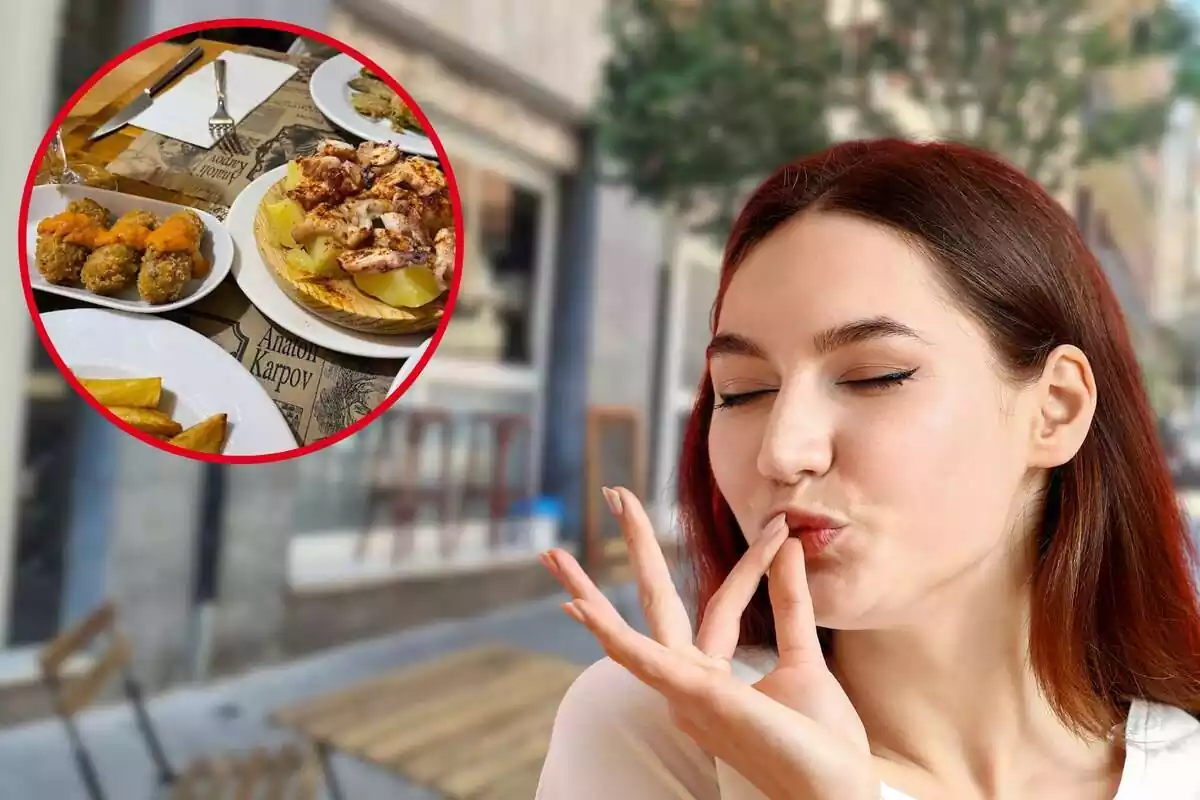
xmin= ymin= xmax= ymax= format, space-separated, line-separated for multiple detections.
xmin=0 ymin=0 xmax=677 ymax=727
xmin=289 ymin=0 xmax=671 ymax=582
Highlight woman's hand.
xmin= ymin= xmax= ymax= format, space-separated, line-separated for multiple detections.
xmin=540 ymin=486 xmax=877 ymax=800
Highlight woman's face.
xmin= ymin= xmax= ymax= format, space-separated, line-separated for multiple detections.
xmin=708 ymin=211 xmax=1041 ymax=629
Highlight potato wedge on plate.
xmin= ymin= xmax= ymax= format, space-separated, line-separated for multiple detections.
xmin=109 ymin=406 xmax=183 ymax=437
xmin=79 ymin=377 xmax=162 ymax=408
xmin=168 ymin=413 xmax=228 ymax=454
xmin=74 ymin=372 xmax=230 ymax=455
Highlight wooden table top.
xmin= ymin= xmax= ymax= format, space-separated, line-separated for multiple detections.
xmin=44 ymin=38 xmax=240 ymax=211
xmin=271 ymin=645 xmax=583 ymax=799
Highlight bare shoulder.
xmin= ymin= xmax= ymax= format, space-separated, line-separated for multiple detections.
xmin=538 ymin=658 xmax=721 ymax=799
xmin=554 ymin=656 xmax=678 ymax=736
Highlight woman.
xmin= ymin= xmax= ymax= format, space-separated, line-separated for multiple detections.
xmin=535 ymin=139 xmax=1200 ymax=799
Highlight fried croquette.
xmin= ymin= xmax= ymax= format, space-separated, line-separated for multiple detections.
xmin=82 ymin=243 xmax=139 ymax=295
xmin=35 ymin=235 xmax=88 ymax=284
xmin=66 ymin=198 xmax=109 ymax=226
xmin=137 ymin=251 xmax=192 ymax=304
xmin=115 ymin=210 xmax=158 ymax=230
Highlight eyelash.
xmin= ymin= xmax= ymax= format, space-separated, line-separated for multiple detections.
xmin=714 ymin=368 xmax=919 ymax=410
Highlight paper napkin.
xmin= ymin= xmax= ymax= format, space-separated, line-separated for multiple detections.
xmin=127 ymin=52 xmax=298 ymax=148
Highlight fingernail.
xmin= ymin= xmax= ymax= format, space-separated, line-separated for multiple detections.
xmin=539 ymin=551 xmax=557 ymax=574
xmin=601 ymin=487 xmax=623 ymax=517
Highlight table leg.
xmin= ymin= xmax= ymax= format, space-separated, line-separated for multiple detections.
xmin=317 ymin=743 xmax=346 ymax=800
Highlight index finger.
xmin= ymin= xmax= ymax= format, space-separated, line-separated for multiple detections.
xmin=695 ymin=514 xmax=789 ymax=659
xmin=767 ymin=538 xmax=824 ymax=667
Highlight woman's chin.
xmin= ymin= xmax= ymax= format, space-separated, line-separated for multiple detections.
xmin=808 ymin=571 xmax=879 ymax=630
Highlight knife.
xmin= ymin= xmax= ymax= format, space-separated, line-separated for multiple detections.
xmin=88 ymin=45 xmax=205 ymax=141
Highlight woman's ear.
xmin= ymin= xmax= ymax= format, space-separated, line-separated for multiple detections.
xmin=1027 ymin=344 xmax=1097 ymax=469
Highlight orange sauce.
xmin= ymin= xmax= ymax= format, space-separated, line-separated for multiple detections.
xmin=191 ymin=249 xmax=210 ymax=278
xmin=96 ymin=219 xmax=152 ymax=250
xmin=145 ymin=214 xmax=198 ymax=253
xmin=36 ymin=212 xmax=106 ymax=248
xmin=39 ymin=209 xmax=206 ymax=272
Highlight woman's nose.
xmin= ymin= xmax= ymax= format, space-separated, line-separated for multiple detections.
xmin=755 ymin=389 xmax=834 ymax=484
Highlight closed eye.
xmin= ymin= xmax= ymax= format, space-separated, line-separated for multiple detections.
xmin=714 ymin=389 xmax=775 ymax=410
xmin=838 ymin=368 xmax=918 ymax=390
xmin=715 ymin=368 xmax=918 ymax=410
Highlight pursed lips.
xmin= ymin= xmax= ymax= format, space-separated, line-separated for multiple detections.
xmin=764 ymin=509 xmax=849 ymax=556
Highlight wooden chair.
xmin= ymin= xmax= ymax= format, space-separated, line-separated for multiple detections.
xmin=167 ymin=742 xmax=323 ymax=800
xmin=360 ymin=408 xmax=456 ymax=562
xmin=459 ymin=413 xmax=532 ymax=552
xmin=583 ymin=406 xmax=647 ymax=572
xmin=38 ymin=601 xmax=176 ymax=800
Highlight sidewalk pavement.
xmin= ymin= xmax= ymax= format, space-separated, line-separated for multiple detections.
xmin=0 ymin=583 xmax=644 ymax=800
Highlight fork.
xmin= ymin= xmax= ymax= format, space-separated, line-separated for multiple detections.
xmin=208 ymin=58 xmax=238 ymax=153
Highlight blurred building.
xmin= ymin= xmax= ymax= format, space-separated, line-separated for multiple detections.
xmin=2 ymin=0 xmax=1195 ymax=729
xmin=0 ymin=0 xmax=678 ymax=726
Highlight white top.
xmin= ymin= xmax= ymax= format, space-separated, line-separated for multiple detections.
xmin=535 ymin=656 xmax=1200 ymax=800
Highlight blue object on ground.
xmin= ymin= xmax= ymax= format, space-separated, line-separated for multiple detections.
xmin=510 ymin=496 xmax=564 ymax=520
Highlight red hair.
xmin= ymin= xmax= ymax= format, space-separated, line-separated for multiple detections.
xmin=679 ymin=138 xmax=1200 ymax=736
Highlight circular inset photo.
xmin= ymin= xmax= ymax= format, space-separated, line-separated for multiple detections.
xmin=19 ymin=19 xmax=463 ymax=464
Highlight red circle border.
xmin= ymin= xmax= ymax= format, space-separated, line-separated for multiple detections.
xmin=18 ymin=16 xmax=466 ymax=466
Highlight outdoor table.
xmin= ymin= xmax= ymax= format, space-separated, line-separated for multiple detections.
xmin=270 ymin=644 xmax=582 ymax=800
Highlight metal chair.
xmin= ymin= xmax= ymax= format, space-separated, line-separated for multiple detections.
xmin=38 ymin=602 xmax=176 ymax=800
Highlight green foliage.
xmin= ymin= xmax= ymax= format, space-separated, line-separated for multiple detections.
xmin=599 ymin=0 xmax=839 ymax=232
xmin=599 ymin=0 xmax=1198 ymax=229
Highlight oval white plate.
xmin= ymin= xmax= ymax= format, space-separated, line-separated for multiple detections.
xmin=226 ymin=165 xmax=432 ymax=360
xmin=42 ymin=308 xmax=296 ymax=457
xmin=309 ymin=53 xmax=438 ymax=158
xmin=26 ymin=184 xmax=233 ymax=314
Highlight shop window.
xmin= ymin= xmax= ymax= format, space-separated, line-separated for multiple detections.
xmin=439 ymin=161 xmax=545 ymax=367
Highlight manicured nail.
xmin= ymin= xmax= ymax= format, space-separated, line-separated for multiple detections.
xmin=601 ymin=487 xmax=623 ymax=517
xmin=765 ymin=514 xmax=789 ymax=540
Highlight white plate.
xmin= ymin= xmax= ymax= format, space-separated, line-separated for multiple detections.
xmin=226 ymin=165 xmax=432 ymax=360
xmin=41 ymin=308 xmax=296 ymax=457
xmin=388 ymin=338 xmax=431 ymax=396
xmin=309 ymin=53 xmax=438 ymax=158
xmin=26 ymin=184 xmax=233 ymax=313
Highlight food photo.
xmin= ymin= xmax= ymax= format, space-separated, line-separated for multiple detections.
xmin=19 ymin=21 xmax=463 ymax=462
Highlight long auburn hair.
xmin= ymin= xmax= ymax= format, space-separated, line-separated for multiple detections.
xmin=679 ymin=138 xmax=1200 ymax=736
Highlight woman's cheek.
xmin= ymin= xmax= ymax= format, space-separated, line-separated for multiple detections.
xmin=708 ymin=417 xmax=762 ymax=525
xmin=844 ymin=383 xmax=1016 ymax=548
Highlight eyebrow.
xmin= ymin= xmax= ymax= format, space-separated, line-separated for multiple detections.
xmin=707 ymin=316 xmax=927 ymax=361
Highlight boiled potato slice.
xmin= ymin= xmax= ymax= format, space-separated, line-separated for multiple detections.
xmin=285 ymin=238 xmax=344 ymax=279
xmin=108 ymin=406 xmax=183 ymax=437
xmin=168 ymin=413 xmax=228 ymax=454
xmin=353 ymin=266 xmax=441 ymax=308
xmin=284 ymin=247 xmax=323 ymax=280
xmin=285 ymin=160 xmax=303 ymax=190
xmin=306 ymin=236 xmax=345 ymax=275
xmin=264 ymin=199 xmax=305 ymax=248
xmin=79 ymin=377 xmax=162 ymax=409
